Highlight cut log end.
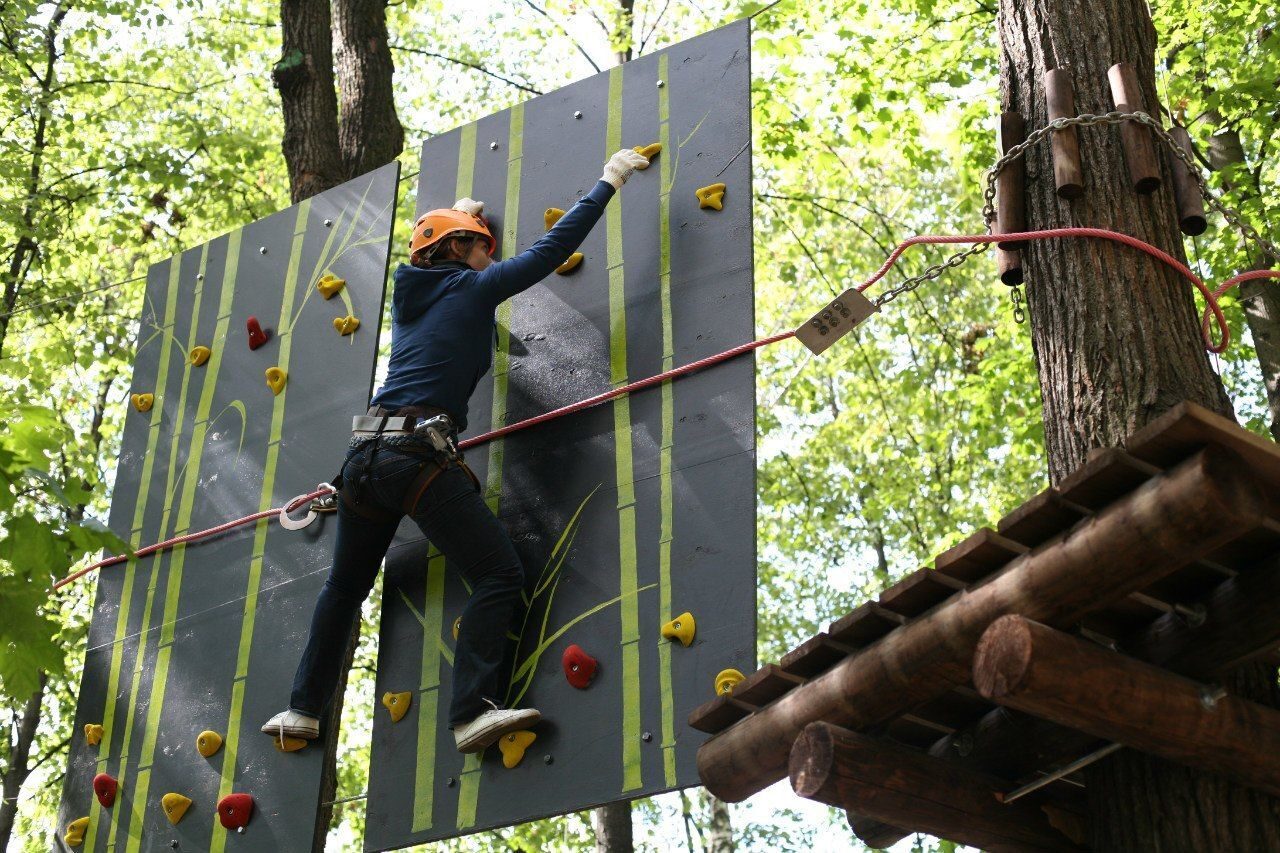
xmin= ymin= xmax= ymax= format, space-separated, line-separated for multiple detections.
xmin=973 ymin=614 xmax=1035 ymax=699
xmin=1180 ymin=215 xmax=1209 ymax=237
xmin=788 ymin=722 xmax=835 ymax=799
xmin=1055 ymin=182 xmax=1085 ymax=200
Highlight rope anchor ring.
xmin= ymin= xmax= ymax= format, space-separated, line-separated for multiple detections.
xmin=278 ymin=483 xmax=337 ymax=531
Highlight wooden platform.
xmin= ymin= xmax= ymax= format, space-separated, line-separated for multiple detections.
xmin=692 ymin=403 xmax=1280 ymax=851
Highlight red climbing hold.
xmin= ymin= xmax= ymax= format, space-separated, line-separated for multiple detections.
xmin=217 ymin=793 xmax=254 ymax=830
xmin=92 ymin=773 xmax=118 ymax=808
xmin=562 ymin=644 xmax=598 ymax=689
xmin=246 ymin=316 xmax=270 ymax=351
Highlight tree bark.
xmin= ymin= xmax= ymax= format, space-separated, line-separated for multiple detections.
xmin=593 ymin=800 xmax=634 ymax=853
xmin=997 ymin=1 xmax=1280 ymax=847
xmin=333 ymin=0 xmax=404 ymax=178
xmin=0 ymin=674 xmax=48 ymax=848
xmin=704 ymin=790 xmax=734 ymax=853
xmin=273 ymin=0 xmax=346 ymax=203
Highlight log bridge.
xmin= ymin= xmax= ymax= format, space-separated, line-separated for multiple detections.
xmin=690 ymin=402 xmax=1280 ymax=851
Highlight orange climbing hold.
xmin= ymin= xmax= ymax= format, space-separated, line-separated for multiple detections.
xmin=696 ymin=183 xmax=727 ymax=211
xmin=196 ymin=730 xmax=223 ymax=757
xmin=161 ymin=793 xmax=192 ymax=825
xmin=555 ymin=253 xmax=584 ymax=275
xmin=273 ymin=735 xmax=307 ymax=752
xmin=382 ymin=691 xmax=412 ymax=723
xmin=92 ymin=773 xmax=118 ymax=808
xmin=64 ymin=817 xmax=89 ymax=847
xmin=544 ymin=207 xmax=565 ymax=230
xmin=131 ymin=393 xmax=154 ymax=413
xmin=333 ymin=314 xmax=360 ymax=336
xmin=715 ymin=668 xmax=745 ymax=696
xmin=317 ymin=273 xmax=346 ymax=300
xmin=498 ymin=730 xmax=536 ymax=768
xmin=632 ymin=142 xmax=662 ymax=167
xmin=265 ymin=367 xmax=287 ymax=395
xmin=217 ymin=793 xmax=254 ymax=830
xmin=84 ymin=723 xmax=104 ymax=746
xmin=189 ymin=345 xmax=212 ymax=366
xmin=661 ymin=612 xmax=696 ymax=647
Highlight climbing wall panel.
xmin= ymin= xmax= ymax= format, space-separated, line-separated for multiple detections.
xmin=365 ymin=21 xmax=754 ymax=849
xmin=58 ymin=163 xmax=400 ymax=852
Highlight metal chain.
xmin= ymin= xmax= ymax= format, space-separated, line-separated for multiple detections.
xmin=871 ymin=109 xmax=1279 ymax=311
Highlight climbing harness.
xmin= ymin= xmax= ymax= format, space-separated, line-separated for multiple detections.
xmin=50 ymin=110 xmax=1280 ymax=594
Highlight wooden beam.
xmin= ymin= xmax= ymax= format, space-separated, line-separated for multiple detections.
xmin=790 ymin=723 xmax=1084 ymax=852
xmin=974 ymin=615 xmax=1280 ymax=798
xmin=695 ymin=447 xmax=1265 ymax=802
xmin=846 ymin=812 xmax=910 ymax=850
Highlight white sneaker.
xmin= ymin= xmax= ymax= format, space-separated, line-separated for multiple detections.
xmin=260 ymin=709 xmax=320 ymax=740
xmin=453 ymin=700 xmax=541 ymax=753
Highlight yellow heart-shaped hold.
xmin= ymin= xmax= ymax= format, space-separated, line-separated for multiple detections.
xmin=189 ymin=346 xmax=211 ymax=367
xmin=661 ymin=612 xmax=696 ymax=647
xmin=333 ymin=315 xmax=360 ymax=336
xmin=696 ymin=183 xmax=727 ymax=211
xmin=131 ymin=393 xmax=154 ymax=413
xmin=498 ymin=730 xmax=536 ymax=769
xmin=84 ymin=723 xmax=104 ymax=746
xmin=382 ymin=691 xmax=412 ymax=723
xmin=452 ymin=616 xmax=461 ymax=640
xmin=544 ymin=207 xmax=565 ymax=230
xmin=265 ymin=367 xmax=287 ymax=395
xmin=161 ymin=793 xmax=192 ymax=825
xmin=273 ymin=735 xmax=307 ymax=752
xmin=714 ymin=668 xmax=745 ymax=696
xmin=555 ymin=253 xmax=583 ymax=275
xmin=632 ymin=142 xmax=662 ymax=167
xmin=64 ymin=817 xmax=89 ymax=847
xmin=196 ymin=730 xmax=223 ymax=757
xmin=317 ymin=273 xmax=346 ymax=299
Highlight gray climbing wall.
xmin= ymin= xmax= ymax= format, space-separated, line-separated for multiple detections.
xmin=58 ymin=163 xmax=399 ymax=852
xmin=365 ymin=20 xmax=755 ymax=849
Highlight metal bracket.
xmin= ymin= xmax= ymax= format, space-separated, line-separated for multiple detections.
xmin=794 ymin=288 xmax=879 ymax=355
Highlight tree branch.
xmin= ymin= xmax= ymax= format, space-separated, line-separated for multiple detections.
xmin=518 ymin=0 xmax=602 ymax=72
xmin=389 ymin=44 xmax=543 ymax=95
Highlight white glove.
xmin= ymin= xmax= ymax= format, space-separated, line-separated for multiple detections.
xmin=452 ymin=197 xmax=484 ymax=217
xmin=600 ymin=149 xmax=649 ymax=189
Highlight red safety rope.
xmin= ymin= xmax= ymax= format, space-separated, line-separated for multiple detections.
xmin=51 ymin=226 xmax=1279 ymax=592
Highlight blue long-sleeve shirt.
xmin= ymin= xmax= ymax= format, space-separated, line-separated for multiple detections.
xmin=369 ymin=179 xmax=616 ymax=432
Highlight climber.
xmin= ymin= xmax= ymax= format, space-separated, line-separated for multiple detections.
xmin=262 ymin=147 xmax=650 ymax=754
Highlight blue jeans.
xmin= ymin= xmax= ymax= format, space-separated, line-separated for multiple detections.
xmin=289 ymin=442 xmax=526 ymax=727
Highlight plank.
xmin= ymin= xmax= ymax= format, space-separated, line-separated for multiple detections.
xmin=1057 ymin=446 xmax=1159 ymax=510
xmin=688 ymin=694 xmax=759 ymax=735
xmin=731 ymin=664 xmax=806 ymax=707
xmin=876 ymin=569 xmax=967 ymax=618
xmin=779 ymin=633 xmax=857 ymax=678
xmin=827 ymin=602 xmax=907 ymax=647
xmin=933 ymin=528 xmax=1028 ymax=585
xmin=996 ymin=489 xmax=1089 ymax=548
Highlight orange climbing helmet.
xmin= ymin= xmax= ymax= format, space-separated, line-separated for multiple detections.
xmin=409 ymin=209 xmax=495 ymax=262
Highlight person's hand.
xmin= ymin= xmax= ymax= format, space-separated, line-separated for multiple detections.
xmin=452 ymin=197 xmax=484 ymax=217
xmin=601 ymin=149 xmax=648 ymax=189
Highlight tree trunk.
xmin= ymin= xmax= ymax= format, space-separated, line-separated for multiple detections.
xmin=998 ymin=1 xmax=1280 ymax=848
xmin=704 ymin=790 xmax=734 ymax=853
xmin=273 ymin=0 xmax=346 ymax=203
xmin=333 ymin=0 xmax=404 ymax=178
xmin=593 ymin=800 xmax=634 ymax=853
xmin=0 ymin=674 xmax=48 ymax=848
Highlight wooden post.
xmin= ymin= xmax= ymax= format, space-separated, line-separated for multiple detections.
xmin=1167 ymin=125 xmax=1208 ymax=236
xmin=996 ymin=111 xmax=1027 ymax=250
xmin=1107 ymin=62 xmax=1162 ymax=194
xmin=1043 ymin=69 xmax=1084 ymax=199
xmin=695 ymin=447 xmax=1265 ymax=802
xmin=790 ymin=722 xmax=1084 ymax=852
xmin=998 ymin=248 xmax=1024 ymax=286
xmin=974 ymin=615 xmax=1280 ymax=798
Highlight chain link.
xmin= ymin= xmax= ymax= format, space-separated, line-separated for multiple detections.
xmin=871 ymin=109 xmax=1279 ymax=310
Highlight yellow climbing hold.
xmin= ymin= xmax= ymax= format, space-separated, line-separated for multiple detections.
xmin=632 ymin=142 xmax=662 ymax=167
xmin=84 ymin=723 xmax=104 ymax=746
xmin=382 ymin=691 xmax=412 ymax=723
xmin=131 ymin=393 xmax=154 ymax=413
xmin=498 ymin=730 xmax=536 ymax=769
xmin=661 ymin=612 xmax=696 ymax=647
xmin=715 ymin=668 xmax=745 ymax=696
xmin=544 ymin=207 xmax=565 ymax=230
xmin=196 ymin=730 xmax=223 ymax=757
xmin=273 ymin=736 xmax=307 ymax=752
xmin=333 ymin=315 xmax=360 ymax=336
xmin=555 ymin=253 xmax=584 ymax=275
xmin=452 ymin=616 xmax=461 ymax=640
xmin=696 ymin=183 xmax=727 ymax=211
xmin=161 ymin=793 xmax=192 ymax=825
xmin=317 ymin=273 xmax=346 ymax=299
xmin=65 ymin=817 xmax=89 ymax=847
xmin=265 ymin=367 xmax=287 ymax=395
xmin=189 ymin=346 xmax=211 ymax=367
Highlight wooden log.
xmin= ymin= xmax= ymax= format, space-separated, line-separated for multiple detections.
xmin=1168 ymin=125 xmax=1208 ymax=236
xmin=846 ymin=812 xmax=910 ymax=850
xmin=1107 ymin=62 xmax=1162 ymax=194
xmin=998 ymin=248 xmax=1024 ymax=286
xmin=790 ymin=722 xmax=1084 ymax=852
xmin=996 ymin=111 xmax=1027 ymax=250
xmin=695 ymin=447 xmax=1264 ymax=802
xmin=974 ymin=615 xmax=1280 ymax=798
xmin=1043 ymin=69 xmax=1084 ymax=199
